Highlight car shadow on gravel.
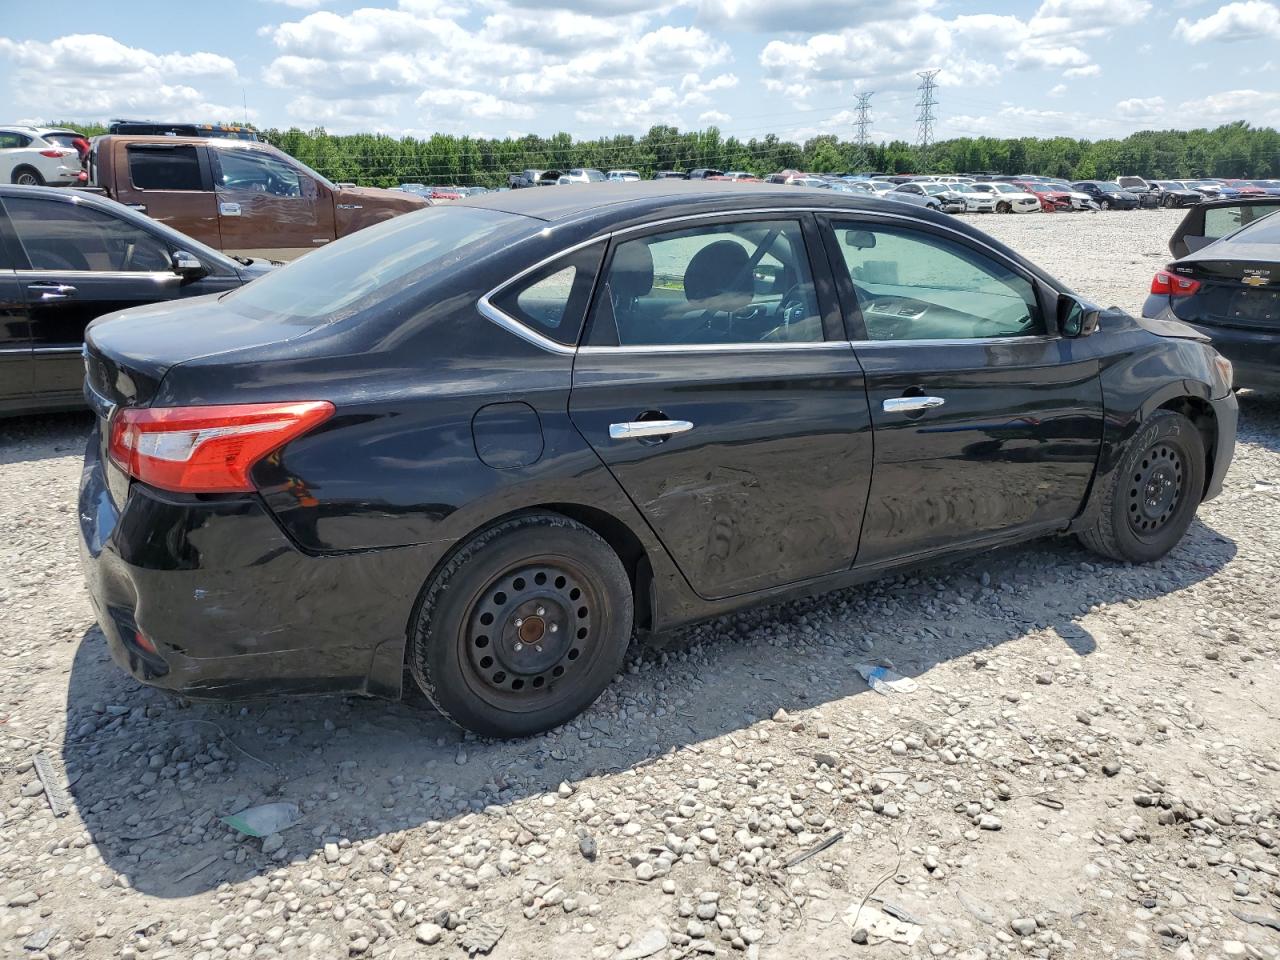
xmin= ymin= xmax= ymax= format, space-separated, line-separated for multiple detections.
xmin=0 ymin=411 xmax=92 ymax=465
xmin=58 ymin=517 xmax=1235 ymax=898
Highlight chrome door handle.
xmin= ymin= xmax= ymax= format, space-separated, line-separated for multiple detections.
xmin=219 ymin=202 xmax=242 ymax=216
xmin=609 ymin=419 xmax=694 ymax=440
xmin=28 ymin=283 xmax=77 ymax=301
xmin=883 ymin=396 xmax=945 ymax=413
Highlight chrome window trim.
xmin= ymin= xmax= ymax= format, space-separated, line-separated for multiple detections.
xmin=33 ymin=345 xmax=87 ymax=355
xmin=14 ymin=270 xmax=178 ymax=280
xmin=579 ymin=341 xmax=847 ymax=355
xmin=477 ymin=205 xmax=1053 ymax=356
xmin=851 ymin=334 xmax=1061 ymax=348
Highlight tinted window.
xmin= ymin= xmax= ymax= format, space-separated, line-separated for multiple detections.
xmin=0 ymin=132 xmax=32 ymax=149
xmin=592 ymin=219 xmax=823 ymax=346
xmin=129 ymin=146 xmax=203 ymax=190
xmin=4 ymin=197 xmax=171 ymax=272
xmin=830 ymin=222 xmax=1043 ymax=341
xmin=215 ymin=150 xmax=303 ymax=197
xmin=489 ymin=245 xmax=603 ymax=346
xmin=223 ymin=206 xmax=520 ymax=324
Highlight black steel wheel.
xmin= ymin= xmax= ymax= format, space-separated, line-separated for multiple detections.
xmin=1079 ymin=410 xmax=1205 ymax=563
xmin=409 ymin=513 xmax=632 ymax=737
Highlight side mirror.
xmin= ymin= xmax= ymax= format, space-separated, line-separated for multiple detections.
xmin=844 ymin=229 xmax=877 ymax=249
xmin=172 ymin=250 xmax=207 ymax=280
xmin=1058 ymin=295 xmax=1100 ymax=338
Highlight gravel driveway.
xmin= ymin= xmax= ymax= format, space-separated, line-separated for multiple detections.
xmin=1 ymin=208 xmax=1277 ymax=960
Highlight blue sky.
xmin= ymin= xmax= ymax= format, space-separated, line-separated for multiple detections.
xmin=2 ymin=0 xmax=1278 ymax=144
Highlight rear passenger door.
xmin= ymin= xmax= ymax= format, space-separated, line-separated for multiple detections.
xmin=112 ymin=143 xmax=221 ymax=248
xmin=567 ymin=214 xmax=873 ymax=600
xmin=820 ymin=215 xmax=1104 ymax=566
xmin=0 ymin=207 xmax=32 ymax=413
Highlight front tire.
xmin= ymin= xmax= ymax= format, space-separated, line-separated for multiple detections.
xmin=1078 ymin=410 xmax=1205 ymax=564
xmin=1163 ymin=194 xmax=1178 ymax=208
xmin=1100 ymin=199 xmax=1111 ymax=211
xmin=409 ymin=513 xmax=633 ymax=738
xmin=996 ymin=201 xmax=1011 ymax=214
xmin=11 ymin=166 xmax=43 ymax=186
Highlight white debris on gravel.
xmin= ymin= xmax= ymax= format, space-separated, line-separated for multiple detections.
xmin=0 ymin=208 xmax=1277 ymax=959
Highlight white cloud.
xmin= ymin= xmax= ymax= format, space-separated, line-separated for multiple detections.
xmin=1063 ymin=64 xmax=1101 ymax=77
xmin=260 ymin=0 xmax=330 ymax=8
xmin=0 ymin=33 xmax=240 ymax=121
xmin=1177 ymin=88 xmax=1280 ymax=125
xmin=1175 ymin=1 xmax=1280 ymax=42
xmin=696 ymin=0 xmax=934 ymax=33
xmin=698 ymin=110 xmax=731 ymax=125
xmin=258 ymin=6 xmax=732 ymax=133
xmin=1116 ymin=95 xmax=1165 ymax=117
xmin=1049 ymin=83 xmax=1068 ymax=96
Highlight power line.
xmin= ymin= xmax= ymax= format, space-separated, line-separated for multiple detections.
xmin=915 ymin=69 xmax=940 ymax=172
xmin=851 ymin=92 xmax=874 ymax=172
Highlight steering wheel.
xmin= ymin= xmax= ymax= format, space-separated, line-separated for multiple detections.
xmin=776 ymin=283 xmax=810 ymax=332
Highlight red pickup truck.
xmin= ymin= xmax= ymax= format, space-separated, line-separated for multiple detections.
xmin=89 ymin=136 xmax=427 ymax=260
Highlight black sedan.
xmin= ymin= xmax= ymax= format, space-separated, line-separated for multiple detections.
xmin=0 ymin=185 xmax=270 ymax=416
xmin=1145 ymin=201 xmax=1280 ymax=391
xmin=1152 ymin=181 xmax=1205 ymax=208
xmin=80 ymin=182 xmax=1237 ymax=737
xmin=1071 ymin=181 xmax=1141 ymax=210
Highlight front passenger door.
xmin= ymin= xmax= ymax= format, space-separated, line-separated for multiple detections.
xmin=0 ymin=212 xmax=32 ymax=413
xmin=3 ymin=194 xmax=242 ymax=409
xmin=212 ymin=150 xmax=335 ymax=260
xmin=822 ymin=217 xmax=1104 ymax=566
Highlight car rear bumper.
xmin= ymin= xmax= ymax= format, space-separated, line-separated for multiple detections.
xmin=78 ymin=424 xmax=423 ymax=702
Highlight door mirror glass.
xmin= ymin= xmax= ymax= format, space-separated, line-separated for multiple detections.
xmin=1058 ymin=295 xmax=1099 ymax=338
xmin=844 ymin=230 xmax=877 ymax=250
xmin=171 ymin=250 xmax=207 ymax=279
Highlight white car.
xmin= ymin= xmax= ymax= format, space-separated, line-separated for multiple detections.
xmin=969 ymin=182 xmax=1041 ymax=213
xmin=606 ymin=169 xmax=640 ymax=182
xmin=950 ymin=182 xmax=997 ymax=213
xmin=0 ymin=126 xmax=82 ymax=186
xmin=560 ymin=168 xmax=606 ymax=184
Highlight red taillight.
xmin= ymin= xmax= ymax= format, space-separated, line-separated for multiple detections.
xmin=1151 ymin=271 xmax=1201 ymax=297
xmin=39 ymin=149 xmax=68 ymax=158
xmin=108 ymin=401 xmax=334 ymax=494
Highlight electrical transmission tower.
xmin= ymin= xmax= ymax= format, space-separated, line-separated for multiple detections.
xmin=851 ymin=92 xmax=874 ymax=172
xmin=915 ymin=69 xmax=940 ymax=172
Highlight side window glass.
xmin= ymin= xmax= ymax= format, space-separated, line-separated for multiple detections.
xmin=5 ymin=197 xmax=171 ymax=272
xmin=594 ymin=219 xmax=823 ymax=346
xmin=129 ymin=146 xmax=203 ymax=191
xmin=0 ymin=132 xmax=32 ymax=149
xmin=489 ymin=243 xmax=603 ymax=346
xmin=831 ymin=222 xmax=1044 ymax=341
xmin=215 ymin=151 xmax=304 ymax=198
xmin=1203 ymin=205 xmax=1274 ymax=240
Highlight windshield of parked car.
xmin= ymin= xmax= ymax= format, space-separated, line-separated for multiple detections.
xmin=923 ymin=184 xmax=950 ymax=195
xmin=221 ymin=206 xmax=523 ymax=324
xmin=1097 ymin=183 xmax=1121 ymax=193
xmin=950 ymin=183 xmax=975 ymax=193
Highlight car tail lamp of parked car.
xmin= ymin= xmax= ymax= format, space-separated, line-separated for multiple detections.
xmin=1151 ymin=271 xmax=1202 ymax=297
xmin=108 ymin=402 xmax=335 ymax=494
xmin=38 ymin=149 xmax=70 ymax=159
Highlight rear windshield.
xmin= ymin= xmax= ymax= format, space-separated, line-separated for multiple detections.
xmin=1230 ymin=209 xmax=1280 ymax=245
xmin=221 ymin=206 xmax=524 ymax=324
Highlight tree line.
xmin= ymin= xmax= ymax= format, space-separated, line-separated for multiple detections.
xmin=63 ymin=120 xmax=1279 ymax=187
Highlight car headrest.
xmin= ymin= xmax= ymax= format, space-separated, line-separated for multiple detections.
xmin=610 ymin=241 xmax=654 ymax=300
xmin=684 ymin=240 xmax=752 ymax=312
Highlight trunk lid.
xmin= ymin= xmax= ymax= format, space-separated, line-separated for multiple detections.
xmin=1169 ymin=253 xmax=1280 ymax=331
xmin=83 ymin=292 xmax=328 ymax=408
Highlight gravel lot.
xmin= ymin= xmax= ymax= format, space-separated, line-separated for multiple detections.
xmin=2 ymin=208 xmax=1278 ymax=960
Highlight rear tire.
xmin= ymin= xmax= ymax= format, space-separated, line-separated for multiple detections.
xmin=1163 ymin=194 xmax=1178 ymax=208
xmin=11 ymin=166 xmax=43 ymax=186
xmin=1078 ymin=410 xmax=1205 ymax=564
xmin=409 ymin=513 xmax=633 ymax=738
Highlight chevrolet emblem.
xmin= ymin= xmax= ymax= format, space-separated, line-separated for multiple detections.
xmin=1242 ymin=274 xmax=1268 ymax=287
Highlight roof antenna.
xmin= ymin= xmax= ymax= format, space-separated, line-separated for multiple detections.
xmin=242 ymin=87 xmax=248 ymax=128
